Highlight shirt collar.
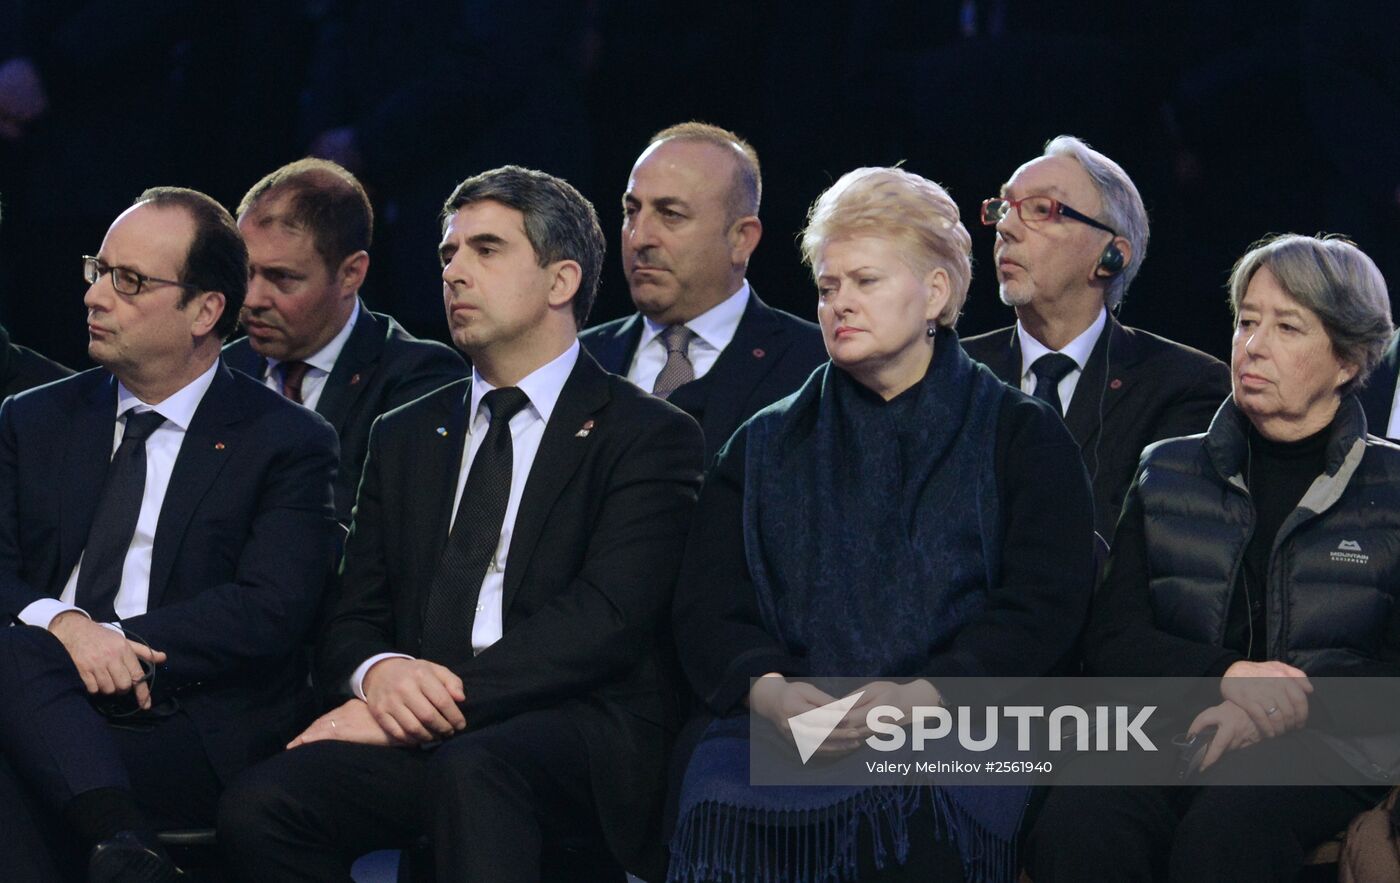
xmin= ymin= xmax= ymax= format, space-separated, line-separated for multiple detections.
xmin=115 ymin=359 xmax=219 ymax=431
xmin=638 ymin=280 xmax=750 ymax=352
xmin=469 ymin=339 xmax=580 ymax=427
xmin=1015 ymin=307 xmax=1107 ymax=382
xmin=267 ymin=298 xmax=361 ymax=376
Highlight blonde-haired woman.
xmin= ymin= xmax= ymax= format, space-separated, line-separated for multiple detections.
xmin=668 ymin=167 xmax=1097 ymax=882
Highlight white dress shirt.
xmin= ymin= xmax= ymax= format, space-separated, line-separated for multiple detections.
xmin=263 ymin=299 xmax=361 ymax=410
xmin=17 ymin=360 xmax=220 ymax=629
xmin=626 ymin=282 xmax=750 ymax=393
xmin=1015 ymin=307 xmax=1108 ymax=414
xmin=351 ymin=341 xmax=581 ymax=698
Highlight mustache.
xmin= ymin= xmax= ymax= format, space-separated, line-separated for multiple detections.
xmin=238 ymin=307 xmax=279 ymax=329
xmin=628 ymin=249 xmax=669 ymax=272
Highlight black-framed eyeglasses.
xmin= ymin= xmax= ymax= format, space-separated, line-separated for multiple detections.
xmin=82 ymin=255 xmax=195 ymax=297
xmin=980 ymin=196 xmax=1118 ymax=236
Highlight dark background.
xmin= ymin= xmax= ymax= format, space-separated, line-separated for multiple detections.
xmin=1 ymin=0 xmax=1397 ymax=372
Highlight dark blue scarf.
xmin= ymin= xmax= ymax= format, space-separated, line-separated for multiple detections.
xmin=671 ymin=330 xmax=1026 ymax=882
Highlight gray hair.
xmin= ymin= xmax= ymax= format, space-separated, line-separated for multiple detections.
xmin=1228 ymin=233 xmax=1393 ymax=395
xmin=442 ymin=165 xmax=605 ymax=329
xmin=1043 ymin=135 xmax=1148 ymax=309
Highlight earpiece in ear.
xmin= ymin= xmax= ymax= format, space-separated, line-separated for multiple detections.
xmin=1097 ymin=242 xmax=1125 ymax=277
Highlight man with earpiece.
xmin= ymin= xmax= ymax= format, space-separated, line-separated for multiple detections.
xmin=964 ymin=135 xmax=1231 ymax=543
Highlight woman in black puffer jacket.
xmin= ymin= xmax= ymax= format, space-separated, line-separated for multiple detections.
xmin=1030 ymin=233 xmax=1400 ymax=883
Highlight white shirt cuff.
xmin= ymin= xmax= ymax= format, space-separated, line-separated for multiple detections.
xmin=350 ymin=652 xmax=415 ymax=700
xmin=17 ymin=599 xmax=86 ymax=630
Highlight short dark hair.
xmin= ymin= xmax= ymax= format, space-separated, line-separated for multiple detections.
xmin=237 ymin=158 xmax=373 ymax=275
xmin=135 ymin=187 xmax=248 ymax=340
xmin=648 ymin=121 xmax=762 ymax=222
xmin=441 ymin=166 xmax=604 ymax=329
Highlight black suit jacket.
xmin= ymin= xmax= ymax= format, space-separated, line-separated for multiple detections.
xmin=963 ymin=316 xmax=1231 ymax=540
xmin=224 ymin=305 xmax=467 ymax=523
xmin=0 ymin=321 xmax=73 ymax=398
xmin=1358 ymin=331 xmax=1400 ymax=439
xmin=0 ymin=363 xmax=341 ymax=783
xmin=1 ymin=344 xmax=73 ymax=399
xmin=317 ymin=349 xmax=704 ymax=877
xmin=580 ymin=291 xmax=827 ymax=464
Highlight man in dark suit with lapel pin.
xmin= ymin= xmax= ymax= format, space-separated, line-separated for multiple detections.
xmin=223 ymin=159 xmax=467 ymax=523
xmin=0 ymin=188 xmax=340 ymax=881
xmin=963 ymin=136 xmax=1230 ymax=542
xmin=1358 ymin=330 xmax=1400 ymax=439
xmin=580 ymin=122 xmax=827 ymax=465
xmin=219 ymin=165 xmax=705 ymax=882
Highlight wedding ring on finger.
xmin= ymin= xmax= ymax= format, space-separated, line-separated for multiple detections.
xmin=330 ymin=719 xmax=338 ymax=729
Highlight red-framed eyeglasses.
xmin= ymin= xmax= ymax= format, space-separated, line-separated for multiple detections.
xmin=980 ymin=196 xmax=1117 ymax=236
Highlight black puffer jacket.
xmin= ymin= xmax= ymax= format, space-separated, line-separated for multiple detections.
xmin=1088 ymin=395 xmax=1400 ymax=778
xmin=1136 ymin=396 xmax=1400 ymax=673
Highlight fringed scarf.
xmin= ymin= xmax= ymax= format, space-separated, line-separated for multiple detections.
xmin=671 ymin=329 xmax=1025 ymax=882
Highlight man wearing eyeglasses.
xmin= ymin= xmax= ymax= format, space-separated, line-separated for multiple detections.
xmin=0 ymin=189 xmax=339 ymax=881
xmin=963 ymin=135 xmax=1230 ymax=542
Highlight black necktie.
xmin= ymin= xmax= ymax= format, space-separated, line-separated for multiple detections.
xmin=1030 ymin=352 xmax=1078 ymax=416
xmin=420 ymin=386 xmax=531 ymax=663
xmin=75 ymin=410 xmax=168 ymax=622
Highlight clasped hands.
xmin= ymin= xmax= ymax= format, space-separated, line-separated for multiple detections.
xmin=289 ymin=658 xmax=466 ymax=749
xmin=747 ymin=675 xmax=941 ymax=758
xmin=1186 ymin=659 xmax=1312 ymax=772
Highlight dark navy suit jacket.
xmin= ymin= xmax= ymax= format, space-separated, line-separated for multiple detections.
xmin=0 ymin=362 xmax=341 ymax=782
xmin=964 ymin=316 xmax=1231 ymax=541
xmin=580 ymin=292 xmax=827 ymax=466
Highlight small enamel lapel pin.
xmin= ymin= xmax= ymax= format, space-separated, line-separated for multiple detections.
xmin=575 ymin=419 xmax=595 ymax=438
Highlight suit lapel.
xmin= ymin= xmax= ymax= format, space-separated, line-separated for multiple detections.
xmin=971 ymin=328 xmax=1022 ymax=385
xmin=691 ymin=294 xmax=793 ymax=443
xmin=148 ymin=365 xmax=241 ymax=608
xmin=59 ymin=375 xmax=120 ymax=583
xmin=416 ymin=381 xmax=473 ymax=590
xmin=315 ymin=306 xmax=382 ymax=435
xmin=223 ymin=339 xmax=269 ymax=383
xmin=501 ymin=353 xmax=609 ymax=614
xmin=1063 ymin=317 xmax=1139 ymax=448
xmin=588 ymin=314 xmax=645 ymax=376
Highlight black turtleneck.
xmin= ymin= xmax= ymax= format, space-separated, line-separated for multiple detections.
xmin=1225 ymin=423 xmax=1332 ymax=659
